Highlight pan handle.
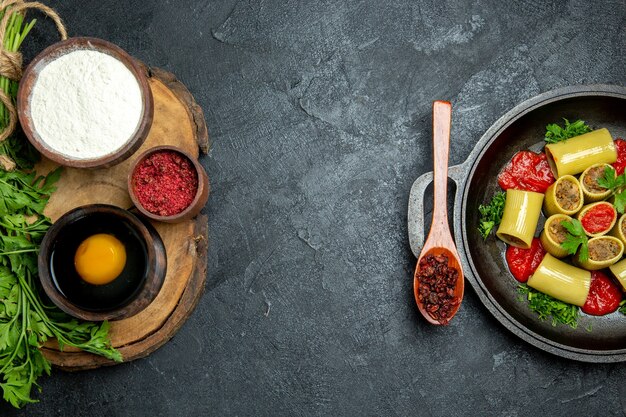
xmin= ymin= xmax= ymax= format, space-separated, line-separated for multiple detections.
xmin=408 ymin=161 xmax=468 ymax=258
xmin=448 ymin=161 xmax=468 ymax=185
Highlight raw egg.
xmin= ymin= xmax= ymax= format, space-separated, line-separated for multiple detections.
xmin=74 ymin=234 xmax=126 ymax=285
xmin=49 ymin=210 xmax=148 ymax=311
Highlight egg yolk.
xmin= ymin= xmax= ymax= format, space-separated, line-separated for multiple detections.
xmin=74 ymin=234 xmax=126 ymax=285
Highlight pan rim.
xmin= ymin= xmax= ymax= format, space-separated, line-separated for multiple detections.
xmin=458 ymin=84 xmax=626 ymax=362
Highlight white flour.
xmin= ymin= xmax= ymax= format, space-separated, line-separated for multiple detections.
xmin=29 ymin=49 xmax=143 ymax=160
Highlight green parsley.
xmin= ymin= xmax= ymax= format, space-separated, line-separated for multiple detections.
xmin=596 ymin=165 xmax=626 ymax=214
xmin=518 ymin=285 xmax=580 ymax=328
xmin=596 ymin=165 xmax=621 ymax=190
xmin=0 ymin=10 xmax=37 ymax=170
xmin=478 ymin=191 xmax=506 ymax=239
xmin=560 ymin=219 xmax=589 ymax=262
xmin=544 ymin=118 xmax=592 ymax=144
xmin=0 ymin=170 xmax=122 ymax=409
xmin=619 ymin=300 xmax=626 ymax=316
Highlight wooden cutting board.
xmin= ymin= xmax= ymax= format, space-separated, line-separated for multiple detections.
xmin=38 ymin=66 xmax=210 ymax=371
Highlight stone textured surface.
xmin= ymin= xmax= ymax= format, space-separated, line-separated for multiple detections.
xmin=4 ymin=0 xmax=626 ymax=416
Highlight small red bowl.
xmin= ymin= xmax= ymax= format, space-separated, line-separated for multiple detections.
xmin=127 ymin=146 xmax=209 ymax=223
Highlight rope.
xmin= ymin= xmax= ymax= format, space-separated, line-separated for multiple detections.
xmin=0 ymin=0 xmax=66 ymax=143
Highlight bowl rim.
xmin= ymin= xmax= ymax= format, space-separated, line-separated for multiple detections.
xmin=17 ymin=36 xmax=154 ymax=169
xmin=38 ymin=204 xmax=166 ymax=321
xmin=127 ymin=145 xmax=210 ymax=222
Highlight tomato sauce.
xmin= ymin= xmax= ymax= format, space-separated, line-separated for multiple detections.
xmin=505 ymin=238 xmax=546 ymax=283
xmin=582 ymin=271 xmax=623 ymax=316
xmin=498 ymin=151 xmax=555 ymax=193
xmin=611 ymin=138 xmax=626 ymax=175
xmin=580 ymin=203 xmax=615 ymax=234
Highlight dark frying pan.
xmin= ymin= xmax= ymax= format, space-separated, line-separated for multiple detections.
xmin=408 ymin=85 xmax=626 ymax=362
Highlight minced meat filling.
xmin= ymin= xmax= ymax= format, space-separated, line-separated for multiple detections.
xmin=548 ymin=221 xmax=568 ymax=244
xmin=555 ymin=180 xmax=580 ymax=210
xmin=589 ymin=239 xmax=621 ymax=261
xmin=583 ymin=166 xmax=609 ymax=194
xmin=503 ymin=234 xmax=525 ymax=247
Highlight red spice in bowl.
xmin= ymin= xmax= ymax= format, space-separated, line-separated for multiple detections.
xmin=132 ymin=150 xmax=198 ymax=216
xmin=128 ymin=145 xmax=209 ymax=223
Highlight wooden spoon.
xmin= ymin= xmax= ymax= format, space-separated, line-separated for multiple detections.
xmin=413 ymin=100 xmax=464 ymax=325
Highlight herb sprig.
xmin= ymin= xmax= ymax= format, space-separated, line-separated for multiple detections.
xmin=478 ymin=191 xmax=506 ymax=239
xmin=0 ymin=10 xmax=38 ymax=170
xmin=620 ymin=300 xmax=626 ymax=316
xmin=560 ymin=219 xmax=589 ymax=262
xmin=518 ymin=285 xmax=580 ymax=328
xmin=596 ymin=165 xmax=626 ymax=214
xmin=0 ymin=170 xmax=122 ymax=409
xmin=544 ymin=118 xmax=592 ymax=144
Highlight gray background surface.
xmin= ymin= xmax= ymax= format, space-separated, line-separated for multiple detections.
xmin=4 ymin=0 xmax=626 ymax=416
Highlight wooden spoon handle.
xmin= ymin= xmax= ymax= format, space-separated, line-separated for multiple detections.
xmin=431 ymin=100 xmax=452 ymax=233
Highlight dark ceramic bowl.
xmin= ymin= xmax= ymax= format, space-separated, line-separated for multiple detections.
xmin=409 ymin=85 xmax=626 ymax=362
xmin=38 ymin=204 xmax=167 ymax=321
xmin=127 ymin=145 xmax=210 ymax=223
xmin=17 ymin=37 xmax=154 ymax=169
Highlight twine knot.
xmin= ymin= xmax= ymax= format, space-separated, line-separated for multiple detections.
xmin=0 ymin=0 xmax=66 ymax=144
xmin=0 ymin=49 xmax=22 ymax=80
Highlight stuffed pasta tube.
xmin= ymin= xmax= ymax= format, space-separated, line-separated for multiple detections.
xmin=496 ymin=189 xmax=544 ymax=249
xmin=527 ymin=254 xmax=591 ymax=306
xmin=545 ymin=128 xmax=616 ymax=178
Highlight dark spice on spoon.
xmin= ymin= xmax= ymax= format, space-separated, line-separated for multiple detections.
xmin=417 ymin=254 xmax=460 ymax=324
xmin=132 ymin=150 xmax=198 ymax=216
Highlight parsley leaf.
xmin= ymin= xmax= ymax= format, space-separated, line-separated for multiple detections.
xmin=544 ymin=118 xmax=592 ymax=144
xmin=478 ymin=191 xmax=506 ymax=239
xmin=619 ymin=300 xmax=626 ymax=316
xmin=615 ymin=192 xmax=626 ymax=215
xmin=560 ymin=219 xmax=589 ymax=262
xmin=518 ymin=285 xmax=580 ymax=328
xmin=596 ymin=165 xmax=617 ymax=190
xmin=596 ymin=165 xmax=626 ymax=214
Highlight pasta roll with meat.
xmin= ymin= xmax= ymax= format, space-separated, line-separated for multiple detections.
xmin=539 ymin=214 xmax=572 ymax=258
xmin=579 ymin=163 xmax=613 ymax=203
xmin=545 ymin=128 xmax=616 ymax=178
xmin=608 ymin=258 xmax=626 ymax=291
xmin=543 ymin=175 xmax=583 ymax=216
xmin=574 ymin=236 xmax=624 ymax=270
xmin=527 ymin=253 xmax=591 ymax=306
xmin=609 ymin=213 xmax=626 ymax=246
xmin=496 ymin=189 xmax=544 ymax=249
